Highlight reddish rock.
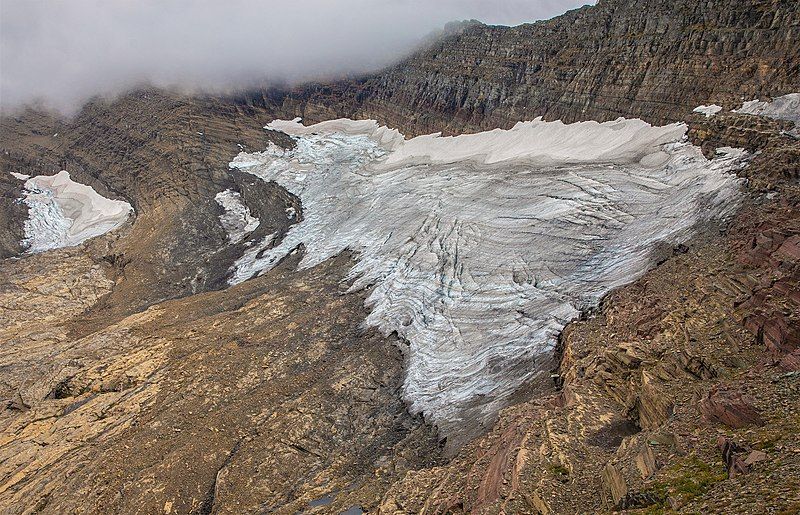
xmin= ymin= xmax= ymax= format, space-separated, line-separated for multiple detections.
xmin=717 ymin=437 xmax=749 ymax=478
xmin=742 ymin=311 xmax=800 ymax=368
xmin=775 ymin=236 xmax=800 ymax=261
xmin=474 ymin=417 xmax=528 ymax=508
xmin=779 ymin=349 xmax=800 ymax=372
xmin=744 ymin=450 xmax=768 ymax=467
xmin=700 ymin=387 xmax=764 ymax=429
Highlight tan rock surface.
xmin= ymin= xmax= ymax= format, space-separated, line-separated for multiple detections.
xmin=0 ymin=246 xmax=442 ymax=513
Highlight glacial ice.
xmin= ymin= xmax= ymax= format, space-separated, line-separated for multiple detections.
xmin=734 ymin=93 xmax=800 ymax=126
xmin=215 ymin=189 xmax=260 ymax=244
xmin=16 ymin=170 xmax=133 ymax=253
xmin=229 ymin=117 xmax=746 ymax=440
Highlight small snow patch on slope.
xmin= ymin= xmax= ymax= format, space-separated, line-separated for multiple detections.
xmin=214 ymin=189 xmax=260 ymax=244
xmin=18 ymin=171 xmax=132 ymax=253
xmin=694 ymin=105 xmax=723 ymax=118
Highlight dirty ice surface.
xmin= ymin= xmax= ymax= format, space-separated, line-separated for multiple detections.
xmin=215 ymin=189 xmax=260 ymax=244
xmin=229 ymin=117 xmax=746 ymax=441
xmin=734 ymin=93 xmax=800 ymax=127
xmin=16 ymin=170 xmax=132 ymax=253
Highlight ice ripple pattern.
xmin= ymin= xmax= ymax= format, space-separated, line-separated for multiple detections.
xmin=229 ymin=118 xmax=746 ymax=440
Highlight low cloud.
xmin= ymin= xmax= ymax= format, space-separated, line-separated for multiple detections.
xmin=1 ymin=0 xmax=592 ymax=114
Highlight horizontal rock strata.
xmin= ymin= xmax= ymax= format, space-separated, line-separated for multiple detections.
xmin=244 ymin=0 xmax=800 ymax=136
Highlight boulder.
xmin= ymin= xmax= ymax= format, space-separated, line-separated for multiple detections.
xmin=602 ymin=463 xmax=628 ymax=507
xmin=635 ymin=445 xmax=658 ymax=479
xmin=717 ymin=437 xmax=749 ymax=478
xmin=700 ymin=387 xmax=764 ymax=429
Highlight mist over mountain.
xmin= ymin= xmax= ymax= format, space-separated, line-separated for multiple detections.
xmin=0 ymin=0 xmax=592 ymax=114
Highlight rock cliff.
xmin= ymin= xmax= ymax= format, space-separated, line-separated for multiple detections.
xmin=248 ymin=0 xmax=799 ymax=136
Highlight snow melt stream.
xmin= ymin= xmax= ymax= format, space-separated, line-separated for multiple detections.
xmin=229 ymin=117 xmax=746 ymax=440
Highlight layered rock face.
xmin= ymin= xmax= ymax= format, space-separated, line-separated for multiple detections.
xmin=1 ymin=0 xmax=799 ymax=513
xmin=0 ymin=91 xmax=298 ymax=325
xmin=254 ymin=0 xmax=799 ymax=135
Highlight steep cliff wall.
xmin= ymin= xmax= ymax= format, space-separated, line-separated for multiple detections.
xmin=248 ymin=0 xmax=799 ymax=136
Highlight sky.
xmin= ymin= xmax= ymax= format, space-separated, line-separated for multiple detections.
xmin=0 ymin=0 xmax=593 ymax=114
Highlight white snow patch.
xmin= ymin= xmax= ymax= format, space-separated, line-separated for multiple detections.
xmin=230 ymin=117 xmax=746 ymax=438
xmin=214 ymin=189 xmax=260 ymax=244
xmin=10 ymin=172 xmax=30 ymax=180
xmin=693 ymin=104 xmax=723 ymax=118
xmin=20 ymin=170 xmax=132 ymax=253
xmin=733 ymin=93 xmax=800 ymax=126
xmin=231 ymin=232 xmax=276 ymax=281
xmin=268 ymin=116 xmax=684 ymax=168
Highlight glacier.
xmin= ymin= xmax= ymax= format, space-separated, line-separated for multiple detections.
xmin=734 ymin=93 xmax=800 ymax=126
xmin=228 ymin=117 xmax=746 ymax=442
xmin=15 ymin=170 xmax=133 ymax=253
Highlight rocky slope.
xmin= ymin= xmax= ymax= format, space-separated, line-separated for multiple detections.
xmin=0 ymin=242 xmax=441 ymax=513
xmin=0 ymin=91 xmax=299 ymax=327
xmin=1 ymin=0 xmax=799 ymax=513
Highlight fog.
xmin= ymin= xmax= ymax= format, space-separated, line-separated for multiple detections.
xmin=0 ymin=0 xmax=592 ymax=114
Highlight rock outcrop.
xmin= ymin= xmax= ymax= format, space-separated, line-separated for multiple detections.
xmin=0 ymin=171 xmax=26 ymax=258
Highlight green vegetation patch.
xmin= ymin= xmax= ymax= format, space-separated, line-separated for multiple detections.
xmin=639 ymin=454 xmax=728 ymax=513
